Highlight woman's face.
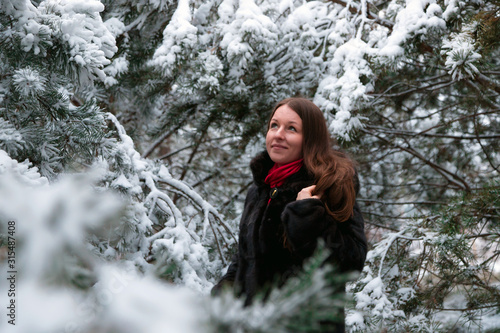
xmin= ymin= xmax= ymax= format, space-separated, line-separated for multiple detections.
xmin=266 ymin=104 xmax=303 ymax=165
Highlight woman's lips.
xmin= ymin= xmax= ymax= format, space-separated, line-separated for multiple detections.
xmin=271 ymin=144 xmax=287 ymax=150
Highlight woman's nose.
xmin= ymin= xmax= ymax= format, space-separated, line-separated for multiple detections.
xmin=275 ymin=126 xmax=285 ymax=138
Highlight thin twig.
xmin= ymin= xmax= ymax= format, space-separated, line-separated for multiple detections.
xmin=358 ymin=199 xmax=446 ymax=205
xmin=361 ymin=128 xmax=471 ymax=192
xmin=328 ymin=0 xmax=394 ymax=29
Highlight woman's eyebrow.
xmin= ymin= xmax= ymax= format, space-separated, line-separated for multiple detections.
xmin=271 ymin=118 xmax=299 ymax=125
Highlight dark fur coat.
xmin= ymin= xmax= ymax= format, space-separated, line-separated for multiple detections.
xmin=212 ymin=151 xmax=367 ymax=312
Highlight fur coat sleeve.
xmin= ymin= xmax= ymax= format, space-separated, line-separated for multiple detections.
xmin=282 ymin=198 xmax=366 ymax=272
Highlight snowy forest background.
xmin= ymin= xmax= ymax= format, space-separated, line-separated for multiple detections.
xmin=0 ymin=0 xmax=499 ymax=332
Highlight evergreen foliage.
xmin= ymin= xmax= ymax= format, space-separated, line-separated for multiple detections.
xmin=0 ymin=0 xmax=113 ymax=178
xmin=351 ymin=183 xmax=500 ymax=331
xmin=208 ymin=242 xmax=351 ymax=333
xmin=0 ymin=0 xmax=499 ymax=332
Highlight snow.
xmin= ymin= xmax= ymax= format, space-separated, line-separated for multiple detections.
xmin=442 ymin=23 xmax=481 ymax=80
xmin=0 ymin=120 xmax=24 ymax=154
xmin=355 ymin=275 xmax=405 ymax=320
xmin=35 ymin=0 xmax=118 ymax=83
xmin=397 ymin=287 xmax=415 ymax=302
xmin=345 ymin=310 xmax=365 ymax=329
xmin=218 ymin=0 xmax=278 ymax=71
xmin=103 ymin=113 xmax=233 ymax=293
xmin=0 ymin=150 xmax=48 ymax=187
xmin=19 ymin=20 xmax=50 ymax=55
xmin=196 ymin=51 xmax=224 ymax=92
xmin=111 ymin=173 xmax=134 ymax=190
xmin=91 ymin=269 xmax=204 ymax=333
xmin=104 ymin=17 xmax=126 ymax=37
xmin=315 ymin=38 xmax=371 ymax=139
xmin=12 ymin=67 xmax=46 ymax=96
xmin=442 ymin=0 xmax=460 ymax=21
xmin=217 ymin=0 xmax=237 ymax=24
xmin=0 ymin=146 xmax=213 ymax=332
xmin=107 ymin=113 xmax=148 ymax=173
xmin=1 ymin=0 xmax=38 ymax=23
xmin=104 ymin=55 xmax=129 ymax=86
xmin=278 ymin=0 xmax=295 ymax=14
xmin=149 ymin=0 xmax=198 ymax=75
xmin=379 ymin=0 xmax=446 ymax=58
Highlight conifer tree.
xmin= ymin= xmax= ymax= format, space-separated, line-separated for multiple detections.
xmin=0 ymin=0 xmax=116 ymax=178
xmin=0 ymin=0 xmax=236 ymax=295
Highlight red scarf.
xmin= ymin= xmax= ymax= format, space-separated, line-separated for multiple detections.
xmin=264 ymin=159 xmax=303 ymax=189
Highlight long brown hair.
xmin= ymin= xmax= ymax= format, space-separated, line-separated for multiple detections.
xmin=269 ymin=97 xmax=357 ymax=222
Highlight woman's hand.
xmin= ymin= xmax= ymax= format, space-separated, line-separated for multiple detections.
xmin=296 ymin=185 xmax=321 ymax=200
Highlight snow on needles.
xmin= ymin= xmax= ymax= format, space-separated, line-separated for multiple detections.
xmin=0 ymin=152 xmax=205 ymax=333
xmin=106 ymin=113 xmax=232 ymax=293
xmin=218 ymin=0 xmax=278 ymax=79
xmin=379 ymin=0 xmax=446 ymax=57
xmin=12 ymin=67 xmax=46 ymax=96
xmin=315 ymin=39 xmax=371 ymax=140
xmin=40 ymin=0 xmax=117 ymax=83
xmin=5 ymin=0 xmax=118 ymax=84
xmin=442 ymin=23 xmax=482 ymax=81
xmin=149 ymin=0 xmax=198 ymax=76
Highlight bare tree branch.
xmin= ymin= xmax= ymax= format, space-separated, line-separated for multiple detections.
xmin=327 ymin=0 xmax=394 ymax=30
xmin=476 ymin=72 xmax=500 ymax=94
xmin=359 ymin=199 xmax=446 ymax=205
xmin=473 ymin=111 xmax=500 ymax=173
xmin=370 ymin=79 xmax=455 ymax=98
xmin=366 ymin=125 xmax=500 ymax=140
xmin=417 ymin=110 xmax=500 ymax=135
xmin=466 ymin=79 xmax=500 ymax=110
xmin=361 ymin=128 xmax=472 ymax=192
xmin=141 ymin=112 xmax=192 ymax=158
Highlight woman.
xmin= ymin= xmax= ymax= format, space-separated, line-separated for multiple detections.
xmin=212 ymin=97 xmax=367 ymax=329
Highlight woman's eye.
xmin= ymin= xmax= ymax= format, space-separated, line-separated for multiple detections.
xmin=270 ymin=123 xmax=278 ymax=129
xmin=289 ymin=126 xmax=296 ymax=132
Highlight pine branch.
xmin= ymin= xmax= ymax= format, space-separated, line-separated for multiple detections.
xmin=472 ymin=110 xmax=500 ymax=173
xmin=358 ymin=198 xmax=446 ymax=205
xmin=141 ymin=110 xmax=192 ymax=158
xmin=475 ymin=72 xmax=500 ymax=94
xmin=466 ymin=79 xmax=500 ymax=110
xmin=327 ymin=0 xmax=394 ymax=30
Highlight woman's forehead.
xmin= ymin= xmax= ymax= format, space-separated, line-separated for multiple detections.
xmin=272 ymin=105 xmax=301 ymax=122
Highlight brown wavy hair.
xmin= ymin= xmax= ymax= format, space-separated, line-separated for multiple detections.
xmin=269 ymin=97 xmax=357 ymax=222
